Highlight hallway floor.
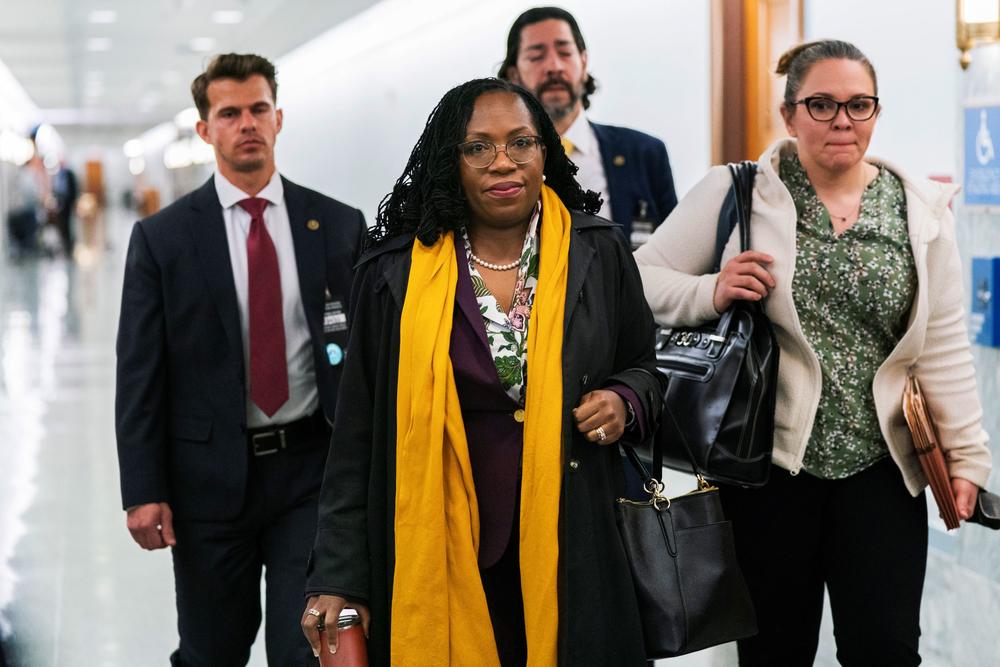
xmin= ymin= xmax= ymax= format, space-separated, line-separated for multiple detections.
xmin=0 ymin=211 xmax=270 ymax=666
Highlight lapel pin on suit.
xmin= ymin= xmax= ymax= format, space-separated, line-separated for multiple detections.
xmin=307 ymin=219 xmax=320 ymax=231
xmin=613 ymin=155 xmax=626 ymax=167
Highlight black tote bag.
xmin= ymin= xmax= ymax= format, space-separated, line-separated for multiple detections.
xmin=615 ymin=444 xmax=757 ymax=658
xmin=654 ymin=161 xmax=779 ymax=487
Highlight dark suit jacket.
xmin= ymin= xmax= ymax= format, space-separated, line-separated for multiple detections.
xmin=591 ymin=121 xmax=678 ymax=238
xmin=115 ymin=175 xmax=366 ymax=521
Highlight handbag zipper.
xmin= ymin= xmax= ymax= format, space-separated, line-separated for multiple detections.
xmin=657 ymin=356 xmax=712 ymax=379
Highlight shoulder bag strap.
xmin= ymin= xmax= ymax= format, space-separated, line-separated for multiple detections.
xmin=712 ymin=160 xmax=758 ymax=271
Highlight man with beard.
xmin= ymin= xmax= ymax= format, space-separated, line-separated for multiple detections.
xmin=499 ymin=6 xmax=678 ymax=247
xmin=115 ymin=53 xmax=365 ymax=665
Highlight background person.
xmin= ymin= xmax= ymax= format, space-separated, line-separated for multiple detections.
xmin=499 ymin=6 xmax=677 ymax=246
xmin=115 ymin=53 xmax=365 ymax=666
xmin=634 ymin=40 xmax=992 ymax=666
xmin=300 ymin=78 xmax=663 ymax=666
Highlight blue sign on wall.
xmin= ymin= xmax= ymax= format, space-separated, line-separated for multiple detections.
xmin=965 ymin=105 xmax=1000 ymax=207
xmin=970 ymin=257 xmax=1000 ymax=347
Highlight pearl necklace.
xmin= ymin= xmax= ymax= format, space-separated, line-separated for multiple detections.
xmin=468 ymin=249 xmax=520 ymax=272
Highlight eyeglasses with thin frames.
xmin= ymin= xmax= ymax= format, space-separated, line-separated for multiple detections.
xmin=792 ymin=95 xmax=880 ymax=122
xmin=457 ymin=135 xmax=543 ymax=169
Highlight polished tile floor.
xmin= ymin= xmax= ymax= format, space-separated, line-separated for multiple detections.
xmin=0 ymin=210 xmax=271 ymax=667
xmin=0 ymin=208 xmax=721 ymax=666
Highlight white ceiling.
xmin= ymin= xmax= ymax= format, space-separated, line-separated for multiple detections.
xmin=0 ymin=0 xmax=380 ymax=128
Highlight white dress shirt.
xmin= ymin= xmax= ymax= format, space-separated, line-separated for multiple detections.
xmin=214 ymin=170 xmax=318 ymax=428
xmin=563 ymin=111 xmax=612 ymax=220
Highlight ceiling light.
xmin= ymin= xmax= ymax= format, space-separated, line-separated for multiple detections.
xmin=129 ymin=157 xmax=146 ymax=176
xmin=89 ymin=10 xmax=117 ymax=24
xmin=212 ymin=10 xmax=244 ymax=24
xmin=189 ymin=37 xmax=216 ymax=53
xmin=86 ymin=38 xmax=112 ymax=52
xmin=123 ymin=139 xmax=144 ymax=158
xmin=174 ymin=107 xmax=200 ymax=129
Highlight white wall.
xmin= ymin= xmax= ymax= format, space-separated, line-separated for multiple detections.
xmin=805 ymin=0 xmax=959 ymax=179
xmin=274 ymin=0 xmax=711 ymax=222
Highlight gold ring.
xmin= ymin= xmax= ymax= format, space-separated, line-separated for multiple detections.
xmin=596 ymin=426 xmax=607 ymax=441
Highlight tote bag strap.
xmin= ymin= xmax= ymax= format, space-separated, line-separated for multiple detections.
xmin=711 ymin=160 xmax=757 ymax=272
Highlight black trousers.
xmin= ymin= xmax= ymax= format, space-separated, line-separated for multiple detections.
xmin=169 ymin=433 xmax=327 ymax=667
xmin=719 ymin=457 xmax=928 ymax=667
xmin=480 ymin=496 xmax=528 ymax=667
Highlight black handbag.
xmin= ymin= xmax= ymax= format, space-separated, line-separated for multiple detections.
xmin=654 ymin=161 xmax=779 ymax=487
xmin=615 ymin=444 xmax=757 ymax=658
xmin=969 ymin=489 xmax=1000 ymax=530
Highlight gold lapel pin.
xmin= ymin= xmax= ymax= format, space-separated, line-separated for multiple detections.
xmin=613 ymin=155 xmax=626 ymax=167
xmin=307 ymin=219 xmax=320 ymax=231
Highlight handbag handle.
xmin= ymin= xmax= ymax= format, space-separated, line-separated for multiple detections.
xmin=711 ymin=160 xmax=757 ymax=272
xmin=728 ymin=161 xmax=755 ymax=254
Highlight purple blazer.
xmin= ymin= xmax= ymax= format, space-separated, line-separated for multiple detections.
xmin=449 ymin=242 xmax=645 ymax=569
xmin=449 ymin=246 xmax=524 ymax=568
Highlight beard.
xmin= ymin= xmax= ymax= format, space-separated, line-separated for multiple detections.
xmin=534 ymin=76 xmax=582 ymax=121
xmin=231 ymin=156 xmax=266 ymax=173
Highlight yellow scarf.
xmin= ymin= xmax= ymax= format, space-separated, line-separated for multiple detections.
xmin=392 ymin=184 xmax=571 ymax=666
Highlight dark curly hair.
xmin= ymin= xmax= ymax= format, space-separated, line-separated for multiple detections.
xmin=497 ymin=7 xmax=598 ymax=110
xmin=367 ymin=77 xmax=601 ymax=249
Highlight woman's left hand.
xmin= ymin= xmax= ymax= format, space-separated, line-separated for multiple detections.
xmin=573 ymin=390 xmax=627 ymax=445
xmin=952 ymin=477 xmax=980 ymax=521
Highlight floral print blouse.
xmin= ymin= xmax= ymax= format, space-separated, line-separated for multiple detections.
xmin=780 ymin=151 xmax=916 ymax=479
xmin=461 ymin=205 xmax=540 ymax=405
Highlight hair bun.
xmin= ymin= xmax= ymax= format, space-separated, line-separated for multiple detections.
xmin=776 ymin=41 xmax=819 ymax=76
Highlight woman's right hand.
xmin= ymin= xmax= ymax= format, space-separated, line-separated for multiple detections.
xmin=713 ymin=251 xmax=776 ymax=313
xmin=301 ymin=594 xmax=371 ymax=658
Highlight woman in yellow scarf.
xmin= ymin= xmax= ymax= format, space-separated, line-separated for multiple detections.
xmin=301 ymin=78 xmax=664 ymax=666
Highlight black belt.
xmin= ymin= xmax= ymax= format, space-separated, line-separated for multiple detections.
xmin=248 ymin=410 xmax=329 ymax=457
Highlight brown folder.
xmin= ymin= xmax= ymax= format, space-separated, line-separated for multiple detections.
xmin=902 ymin=375 xmax=961 ymax=530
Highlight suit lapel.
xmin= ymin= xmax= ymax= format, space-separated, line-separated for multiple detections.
xmin=453 ymin=236 xmax=492 ymax=352
xmin=188 ymin=177 xmax=242 ymax=360
xmin=283 ymin=177 xmax=325 ymax=340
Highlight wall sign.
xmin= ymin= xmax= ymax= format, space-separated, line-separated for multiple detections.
xmin=970 ymin=257 xmax=1000 ymax=347
xmin=964 ymin=105 xmax=1000 ymax=207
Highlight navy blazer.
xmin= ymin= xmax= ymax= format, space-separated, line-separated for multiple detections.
xmin=590 ymin=121 xmax=678 ymax=239
xmin=115 ymin=176 xmax=366 ymax=520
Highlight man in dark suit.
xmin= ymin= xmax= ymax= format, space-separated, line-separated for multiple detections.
xmin=499 ymin=6 xmax=678 ymax=247
xmin=115 ymin=53 xmax=365 ymax=666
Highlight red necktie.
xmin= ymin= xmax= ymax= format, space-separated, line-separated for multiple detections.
xmin=238 ymin=197 xmax=288 ymax=417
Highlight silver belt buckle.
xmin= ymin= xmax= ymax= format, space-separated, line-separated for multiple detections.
xmin=251 ymin=429 xmax=286 ymax=456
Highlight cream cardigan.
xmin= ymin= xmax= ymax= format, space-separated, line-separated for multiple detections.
xmin=635 ymin=139 xmax=992 ymax=494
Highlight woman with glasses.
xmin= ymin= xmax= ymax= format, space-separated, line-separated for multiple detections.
xmin=635 ymin=40 xmax=991 ymax=665
xmin=300 ymin=77 xmax=662 ymax=666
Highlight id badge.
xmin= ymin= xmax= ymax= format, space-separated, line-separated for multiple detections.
xmin=630 ymin=219 xmax=654 ymax=249
xmin=323 ymin=288 xmax=348 ymax=366
xmin=629 ymin=198 xmax=654 ymax=250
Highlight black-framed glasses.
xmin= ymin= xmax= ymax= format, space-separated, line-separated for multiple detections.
xmin=457 ymin=135 xmax=543 ymax=168
xmin=792 ymin=95 xmax=879 ymax=122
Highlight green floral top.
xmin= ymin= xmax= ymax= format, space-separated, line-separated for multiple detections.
xmin=462 ymin=205 xmax=540 ymax=405
xmin=780 ymin=151 xmax=916 ymax=479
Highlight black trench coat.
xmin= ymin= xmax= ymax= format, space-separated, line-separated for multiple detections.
xmin=306 ymin=211 xmax=665 ymax=666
